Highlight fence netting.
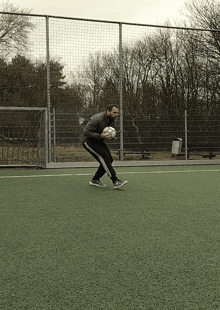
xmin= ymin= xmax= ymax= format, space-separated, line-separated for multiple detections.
xmin=0 ymin=12 xmax=220 ymax=164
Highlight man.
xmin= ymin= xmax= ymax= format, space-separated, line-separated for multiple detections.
xmin=82 ymin=105 xmax=127 ymax=189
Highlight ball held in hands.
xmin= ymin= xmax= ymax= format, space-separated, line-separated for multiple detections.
xmin=102 ymin=126 xmax=116 ymax=139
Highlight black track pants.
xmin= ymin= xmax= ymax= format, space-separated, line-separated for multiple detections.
xmin=82 ymin=141 xmax=117 ymax=182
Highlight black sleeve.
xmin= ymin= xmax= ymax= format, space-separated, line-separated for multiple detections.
xmin=83 ymin=119 xmax=103 ymax=141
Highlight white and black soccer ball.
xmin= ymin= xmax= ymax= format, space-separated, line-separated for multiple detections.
xmin=103 ymin=126 xmax=116 ymax=138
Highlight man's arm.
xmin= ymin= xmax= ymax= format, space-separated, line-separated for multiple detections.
xmin=83 ymin=119 xmax=103 ymax=141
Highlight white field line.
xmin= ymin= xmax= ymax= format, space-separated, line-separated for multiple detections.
xmin=76 ymin=169 xmax=220 ymax=176
xmin=0 ymin=174 xmax=73 ymax=179
xmin=112 ymin=169 xmax=220 ymax=175
xmin=0 ymin=169 xmax=219 ymax=179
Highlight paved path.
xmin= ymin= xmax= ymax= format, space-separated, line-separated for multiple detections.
xmin=46 ymin=159 xmax=220 ymax=169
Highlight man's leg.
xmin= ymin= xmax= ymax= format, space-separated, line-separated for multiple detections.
xmin=82 ymin=141 xmax=117 ymax=182
xmin=93 ymin=145 xmax=114 ymax=180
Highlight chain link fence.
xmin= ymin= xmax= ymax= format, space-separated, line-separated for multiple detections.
xmin=0 ymin=12 xmax=220 ymax=165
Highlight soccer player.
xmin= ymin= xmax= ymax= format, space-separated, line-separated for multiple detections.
xmin=82 ymin=105 xmax=127 ymax=189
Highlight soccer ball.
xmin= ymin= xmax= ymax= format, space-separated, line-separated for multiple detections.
xmin=103 ymin=126 xmax=116 ymax=138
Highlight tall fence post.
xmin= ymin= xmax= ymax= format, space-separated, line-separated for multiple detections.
xmin=44 ymin=108 xmax=49 ymax=165
xmin=46 ymin=16 xmax=51 ymax=163
xmin=119 ymin=23 xmax=124 ymax=161
xmin=185 ymin=109 xmax=188 ymax=160
xmin=52 ymin=107 xmax=56 ymax=162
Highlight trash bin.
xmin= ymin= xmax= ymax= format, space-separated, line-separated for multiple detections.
xmin=172 ymin=138 xmax=182 ymax=155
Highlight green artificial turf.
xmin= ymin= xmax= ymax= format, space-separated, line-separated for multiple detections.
xmin=0 ymin=166 xmax=219 ymax=309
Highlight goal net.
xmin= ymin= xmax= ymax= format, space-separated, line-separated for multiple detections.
xmin=0 ymin=107 xmax=48 ymax=167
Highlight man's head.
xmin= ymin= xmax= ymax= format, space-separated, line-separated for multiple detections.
xmin=106 ymin=105 xmax=119 ymax=121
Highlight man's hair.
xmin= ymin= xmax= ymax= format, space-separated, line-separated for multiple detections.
xmin=106 ymin=104 xmax=119 ymax=112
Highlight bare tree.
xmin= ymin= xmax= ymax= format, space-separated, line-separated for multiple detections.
xmin=79 ymin=52 xmax=110 ymax=112
xmin=182 ymin=0 xmax=220 ymax=60
xmin=0 ymin=1 xmax=34 ymax=58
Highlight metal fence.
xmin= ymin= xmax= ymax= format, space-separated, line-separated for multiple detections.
xmin=54 ymin=109 xmax=220 ymax=161
xmin=0 ymin=12 xmax=220 ymax=165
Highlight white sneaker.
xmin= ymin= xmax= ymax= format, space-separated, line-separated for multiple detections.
xmin=89 ymin=180 xmax=106 ymax=187
xmin=113 ymin=179 xmax=128 ymax=189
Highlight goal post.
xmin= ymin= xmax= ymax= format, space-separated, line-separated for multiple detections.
xmin=0 ymin=107 xmax=49 ymax=167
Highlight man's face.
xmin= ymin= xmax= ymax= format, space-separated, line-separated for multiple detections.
xmin=107 ymin=107 xmax=119 ymax=120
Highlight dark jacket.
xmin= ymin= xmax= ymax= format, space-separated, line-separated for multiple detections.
xmin=82 ymin=111 xmax=115 ymax=143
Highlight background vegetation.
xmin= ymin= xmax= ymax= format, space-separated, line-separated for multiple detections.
xmin=0 ymin=0 xmax=220 ymax=152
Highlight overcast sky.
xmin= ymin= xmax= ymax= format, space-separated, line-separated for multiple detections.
xmin=6 ymin=0 xmax=187 ymax=25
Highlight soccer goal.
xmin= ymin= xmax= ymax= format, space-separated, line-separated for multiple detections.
xmin=0 ymin=107 xmax=49 ymax=167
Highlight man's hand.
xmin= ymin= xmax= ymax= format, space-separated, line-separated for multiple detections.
xmin=101 ymin=132 xmax=112 ymax=139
